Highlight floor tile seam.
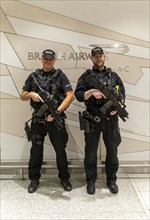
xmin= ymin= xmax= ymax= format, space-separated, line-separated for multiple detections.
xmin=144 ymin=209 xmax=150 ymax=218
xmin=136 ymin=192 xmax=149 ymax=210
xmin=130 ymin=178 xmax=150 ymax=198
xmin=1 ymin=218 xmax=59 ymax=220
xmin=128 ymin=173 xmax=150 ymax=177
xmin=129 ymin=178 xmax=150 ymax=186
xmin=1 ymin=211 xmax=125 ymax=215
xmin=0 ymin=217 xmax=147 ymax=220
xmin=126 ymin=189 xmax=150 ymax=218
xmin=127 ymin=178 xmax=150 ymax=181
xmin=129 ymin=178 xmax=141 ymax=193
xmin=66 ymin=210 xmax=124 ymax=213
xmin=121 ymin=210 xmax=150 ymax=213
xmin=125 ymin=177 xmax=144 ymax=203
xmin=144 ymin=211 xmax=150 ymax=219
xmin=138 ymin=191 xmax=150 ymax=210
xmin=133 ymin=193 xmax=148 ymax=213
xmin=42 ymin=211 xmax=125 ymax=218
xmin=118 ymin=182 xmax=146 ymax=213
xmin=122 ymin=211 xmax=149 ymax=220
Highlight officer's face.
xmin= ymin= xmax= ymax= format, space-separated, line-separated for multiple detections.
xmin=41 ymin=56 xmax=56 ymax=72
xmin=91 ymin=53 xmax=105 ymax=69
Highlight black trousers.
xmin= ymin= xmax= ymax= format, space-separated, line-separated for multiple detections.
xmin=29 ymin=119 xmax=70 ymax=181
xmin=84 ymin=115 xmax=121 ymax=183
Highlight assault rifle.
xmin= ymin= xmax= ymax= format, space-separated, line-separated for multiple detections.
xmin=32 ymin=75 xmax=63 ymax=130
xmin=85 ymin=69 xmax=129 ymax=122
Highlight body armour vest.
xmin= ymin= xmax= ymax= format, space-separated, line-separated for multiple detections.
xmin=30 ymin=69 xmax=65 ymax=110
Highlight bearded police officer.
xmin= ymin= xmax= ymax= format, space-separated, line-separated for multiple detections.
xmin=75 ymin=47 xmax=126 ymax=195
xmin=21 ymin=49 xmax=74 ymax=193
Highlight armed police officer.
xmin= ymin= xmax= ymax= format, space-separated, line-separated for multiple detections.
xmin=20 ymin=49 xmax=74 ymax=193
xmin=75 ymin=47 xmax=126 ymax=195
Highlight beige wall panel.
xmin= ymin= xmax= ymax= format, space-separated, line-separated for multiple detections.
xmin=8 ymin=67 xmax=85 ymax=93
xmin=61 ymin=68 xmax=86 ymax=82
xmin=8 ymin=67 xmax=79 ymax=97
xmin=1 ymin=0 xmax=149 ymax=162
xmin=66 ymin=112 xmax=78 ymax=122
xmin=0 ymin=8 xmax=15 ymax=33
xmin=66 ymin=122 xmax=100 ymax=156
xmin=7 ymin=66 xmax=32 ymax=94
xmin=0 ymin=64 xmax=10 ymax=76
xmin=76 ymin=48 xmax=93 ymax=69
xmin=70 ymin=82 xmax=78 ymax=93
xmin=1 ymin=32 xmax=24 ymax=69
xmin=1 ymin=75 xmax=20 ymax=97
xmin=24 ymin=124 xmax=83 ymax=155
xmin=6 ymin=33 xmax=77 ymax=70
xmin=127 ymin=95 xmax=149 ymax=103
xmin=100 ymin=137 xmax=149 ymax=158
xmin=77 ymin=47 xmax=149 ymax=84
xmin=66 ymin=127 xmax=84 ymax=154
xmin=1 ymin=98 xmax=82 ymax=155
xmin=23 ymin=1 xmax=149 ymax=42
xmin=0 ymin=93 xmax=17 ymax=99
xmin=1 ymin=132 xmax=60 ymax=162
xmin=1 ymin=0 xmax=148 ymax=47
xmin=44 ymin=136 xmax=54 ymax=146
xmin=1 ymin=132 xmax=31 ymax=162
xmin=105 ymin=53 xmax=149 ymax=84
xmin=1 ymin=99 xmax=32 ymax=136
xmin=72 ymin=99 xmax=85 ymax=108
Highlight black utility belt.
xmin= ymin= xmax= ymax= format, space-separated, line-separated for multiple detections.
xmin=82 ymin=111 xmax=109 ymax=122
xmin=78 ymin=110 xmax=110 ymax=133
xmin=82 ymin=111 xmax=100 ymax=122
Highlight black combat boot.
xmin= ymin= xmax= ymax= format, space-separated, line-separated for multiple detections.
xmin=61 ymin=179 xmax=72 ymax=191
xmin=28 ymin=180 xmax=39 ymax=193
xmin=87 ymin=181 xmax=95 ymax=195
xmin=107 ymin=180 xmax=118 ymax=194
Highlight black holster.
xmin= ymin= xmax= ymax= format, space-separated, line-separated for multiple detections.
xmin=24 ymin=121 xmax=32 ymax=142
xmin=79 ymin=111 xmax=90 ymax=133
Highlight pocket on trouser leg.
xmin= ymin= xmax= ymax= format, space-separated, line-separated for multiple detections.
xmin=84 ymin=121 xmax=97 ymax=133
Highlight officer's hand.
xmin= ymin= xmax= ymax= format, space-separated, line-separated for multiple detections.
xmin=46 ymin=114 xmax=54 ymax=122
xmin=30 ymin=92 xmax=44 ymax=102
xmin=92 ymin=89 xmax=106 ymax=99
xmin=110 ymin=110 xmax=117 ymax=116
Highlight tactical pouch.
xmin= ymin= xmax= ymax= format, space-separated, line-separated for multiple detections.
xmin=24 ymin=121 xmax=31 ymax=142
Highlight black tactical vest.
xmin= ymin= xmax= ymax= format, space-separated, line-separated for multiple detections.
xmin=30 ymin=69 xmax=62 ymax=110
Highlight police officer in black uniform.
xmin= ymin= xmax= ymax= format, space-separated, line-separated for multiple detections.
xmin=21 ymin=49 xmax=74 ymax=193
xmin=75 ymin=47 xmax=125 ymax=195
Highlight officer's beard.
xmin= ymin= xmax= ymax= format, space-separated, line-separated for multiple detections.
xmin=94 ymin=63 xmax=105 ymax=71
xmin=93 ymin=60 xmax=105 ymax=71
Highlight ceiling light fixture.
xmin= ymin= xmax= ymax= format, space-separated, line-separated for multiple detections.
xmin=89 ymin=44 xmax=129 ymax=54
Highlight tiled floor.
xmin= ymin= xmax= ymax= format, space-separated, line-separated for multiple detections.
xmin=0 ymin=174 xmax=149 ymax=220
